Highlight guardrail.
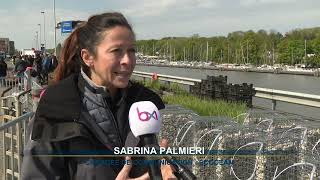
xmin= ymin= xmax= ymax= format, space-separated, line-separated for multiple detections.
xmin=133 ymin=71 xmax=201 ymax=85
xmin=132 ymin=71 xmax=320 ymax=110
xmin=254 ymin=87 xmax=320 ymax=110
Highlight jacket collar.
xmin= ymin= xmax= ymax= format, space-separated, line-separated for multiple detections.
xmin=78 ymin=70 xmax=129 ymax=108
xmin=35 ymin=74 xmax=82 ymax=122
xmin=35 ymin=73 xmax=131 ymax=122
xmin=79 ymin=69 xmax=108 ymax=95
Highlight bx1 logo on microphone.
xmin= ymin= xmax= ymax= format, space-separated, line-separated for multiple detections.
xmin=136 ymin=107 xmax=159 ymax=121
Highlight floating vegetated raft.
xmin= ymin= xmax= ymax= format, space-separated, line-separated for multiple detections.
xmin=190 ymin=75 xmax=255 ymax=107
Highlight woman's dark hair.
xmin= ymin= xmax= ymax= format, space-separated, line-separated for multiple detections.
xmin=54 ymin=12 xmax=134 ymax=82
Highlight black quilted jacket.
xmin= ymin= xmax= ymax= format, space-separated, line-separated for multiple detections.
xmin=21 ymin=73 xmax=165 ymax=180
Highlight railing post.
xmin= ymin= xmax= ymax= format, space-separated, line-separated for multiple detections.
xmin=17 ymin=122 xmax=22 ymax=180
xmin=2 ymin=129 xmax=6 ymax=180
xmin=10 ymin=126 xmax=14 ymax=180
xmin=24 ymin=68 xmax=32 ymax=91
xmin=272 ymin=100 xmax=276 ymax=110
xmin=166 ymin=81 xmax=171 ymax=88
xmin=31 ymin=87 xmax=42 ymax=112
xmin=15 ymin=96 xmax=21 ymax=117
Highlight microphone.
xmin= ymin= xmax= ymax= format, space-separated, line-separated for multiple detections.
xmin=129 ymin=101 xmax=197 ymax=180
xmin=129 ymin=101 xmax=163 ymax=180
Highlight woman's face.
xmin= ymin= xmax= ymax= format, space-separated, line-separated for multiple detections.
xmin=90 ymin=26 xmax=136 ymax=91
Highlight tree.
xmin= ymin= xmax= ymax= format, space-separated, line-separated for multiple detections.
xmin=135 ymin=27 xmax=320 ymax=65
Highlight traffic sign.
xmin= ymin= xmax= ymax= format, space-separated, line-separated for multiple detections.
xmin=61 ymin=21 xmax=73 ymax=33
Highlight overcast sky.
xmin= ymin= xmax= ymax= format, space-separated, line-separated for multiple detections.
xmin=0 ymin=0 xmax=319 ymax=50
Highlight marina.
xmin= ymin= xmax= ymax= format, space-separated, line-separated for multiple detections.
xmin=137 ymin=59 xmax=320 ymax=77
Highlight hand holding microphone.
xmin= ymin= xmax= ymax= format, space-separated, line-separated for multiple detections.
xmin=115 ymin=142 xmax=176 ymax=180
xmin=129 ymin=101 xmax=197 ymax=180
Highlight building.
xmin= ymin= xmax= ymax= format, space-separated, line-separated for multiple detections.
xmin=0 ymin=38 xmax=9 ymax=52
xmin=0 ymin=37 xmax=15 ymax=56
xmin=9 ymin=41 xmax=15 ymax=55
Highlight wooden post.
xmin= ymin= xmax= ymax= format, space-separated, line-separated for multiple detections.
xmin=272 ymin=100 xmax=276 ymax=110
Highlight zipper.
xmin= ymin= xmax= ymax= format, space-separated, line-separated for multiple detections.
xmin=104 ymin=100 xmax=124 ymax=147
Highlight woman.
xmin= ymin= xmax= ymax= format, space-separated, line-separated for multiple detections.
xmin=22 ymin=12 xmax=175 ymax=180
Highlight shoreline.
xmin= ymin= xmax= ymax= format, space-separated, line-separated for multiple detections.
xmin=137 ymin=63 xmax=320 ymax=77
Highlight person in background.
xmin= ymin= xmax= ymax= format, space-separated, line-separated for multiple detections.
xmin=11 ymin=55 xmax=16 ymax=65
xmin=0 ymin=57 xmax=7 ymax=84
xmin=14 ymin=55 xmax=27 ymax=77
xmin=21 ymin=12 xmax=176 ymax=180
xmin=33 ymin=53 xmax=44 ymax=83
xmin=26 ymin=55 xmax=34 ymax=67
xmin=41 ymin=54 xmax=51 ymax=83
xmin=50 ymin=54 xmax=58 ymax=72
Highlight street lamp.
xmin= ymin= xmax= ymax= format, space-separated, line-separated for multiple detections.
xmin=36 ymin=31 xmax=39 ymax=50
xmin=41 ymin=11 xmax=46 ymax=52
xmin=38 ymin=23 xmax=42 ymax=49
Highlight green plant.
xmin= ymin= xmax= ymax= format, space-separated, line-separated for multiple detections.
xmin=162 ymin=94 xmax=247 ymax=123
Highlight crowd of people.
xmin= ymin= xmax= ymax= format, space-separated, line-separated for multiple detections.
xmin=9 ymin=53 xmax=58 ymax=84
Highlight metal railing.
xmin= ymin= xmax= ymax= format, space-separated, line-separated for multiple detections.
xmin=0 ymin=68 xmax=42 ymax=180
xmin=254 ymin=87 xmax=320 ymax=110
xmin=0 ymin=112 xmax=34 ymax=180
xmin=133 ymin=71 xmax=201 ymax=85
xmin=1 ymin=88 xmax=34 ymax=180
xmin=1 ymin=89 xmax=32 ymax=117
xmin=0 ymin=76 xmax=25 ymax=95
xmin=132 ymin=71 xmax=320 ymax=110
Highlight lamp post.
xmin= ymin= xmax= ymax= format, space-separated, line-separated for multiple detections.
xmin=53 ymin=0 xmax=57 ymax=55
xmin=38 ymin=24 xmax=42 ymax=49
xmin=36 ymin=31 xmax=39 ymax=50
xmin=41 ymin=11 xmax=46 ymax=52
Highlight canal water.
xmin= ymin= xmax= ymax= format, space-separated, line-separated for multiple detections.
xmin=135 ymin=65 xmax=320 ymax=120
